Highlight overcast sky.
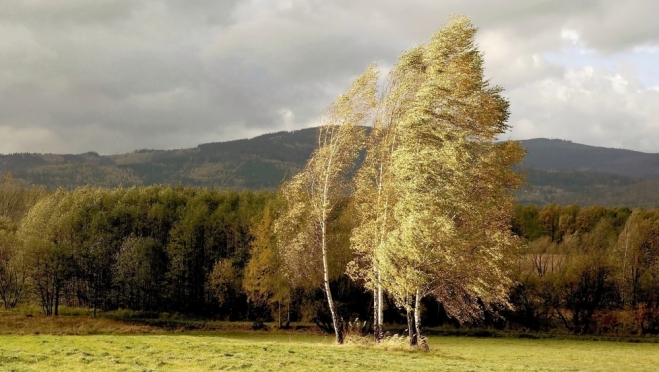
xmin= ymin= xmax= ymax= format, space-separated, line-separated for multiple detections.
xmin=1 ymin=0 xmax=657 ymax=155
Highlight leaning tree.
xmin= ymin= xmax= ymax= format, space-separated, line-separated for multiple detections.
xmin=352 ymin=16 xmax=524 ymax=350
xmin=276 ymin=65 xmax=378 ymax=344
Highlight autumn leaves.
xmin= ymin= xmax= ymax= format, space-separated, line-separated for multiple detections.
xmin=276 ymin=16 xmax=524 ymax=347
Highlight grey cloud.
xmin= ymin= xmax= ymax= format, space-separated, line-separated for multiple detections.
xmin=0 ymin=0 xmax=656 ymax=154
xmin=0 ymin=0 xmax=136 ymax=25
xmin=507 ymin=67 xmax=659 ymax=152
xmin=570 ymin=0 xmax=659 ymax=52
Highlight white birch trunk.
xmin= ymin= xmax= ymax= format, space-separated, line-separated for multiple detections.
xmin=414 ymin=288 xmax=429 ymax=351
xmin=377 ymin=271 xmax=383 ymax=336
xmin=321 ymin=144 xmax=342 ymax=344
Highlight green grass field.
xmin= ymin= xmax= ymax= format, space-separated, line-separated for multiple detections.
xmin=1 ymin=331 xmax=658 ymax=371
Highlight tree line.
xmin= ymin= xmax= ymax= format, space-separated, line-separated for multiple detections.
xmin=511 ymin=204 xmax=659 ymax=335
xmin=0 ymin=175 xmax=378 ymax=327
xmin=4 ymin=177 xmax=659 ymax=338
xmin=1 ymin=176 xmax=272 ymax=318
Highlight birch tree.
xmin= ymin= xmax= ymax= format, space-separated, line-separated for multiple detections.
xmin=367 ymin=16 xmax=524 ymax=350
xmin=348 ymin=120 xmax=396 ymax=341
xmin=276 ymin=65 xmax=378 ymax=344
xmin=348 ymin=51 xmax=424 ymax=341
xmin=615 ymin=209 xmax=659 ymax=306
xmin=0 ymin=229 xmax=28 ymax=309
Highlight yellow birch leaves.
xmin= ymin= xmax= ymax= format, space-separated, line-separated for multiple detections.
xmin=351 ymin=16 xmax=524 ymax=322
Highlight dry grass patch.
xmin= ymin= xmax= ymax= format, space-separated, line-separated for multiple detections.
xmin=0 ymin=312 xmax=155 ymax=335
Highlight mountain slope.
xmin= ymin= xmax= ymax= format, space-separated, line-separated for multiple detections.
xmin=2 ymin=131 xmax=659 ymax=207
xmin=520 ymin=139 xmax=659 ymax=179
xmin=1 ymin=128 xmax=319 ymax=190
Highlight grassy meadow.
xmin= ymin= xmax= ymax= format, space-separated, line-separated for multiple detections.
xmin=0 ymin=320 xmax=658 ymax=372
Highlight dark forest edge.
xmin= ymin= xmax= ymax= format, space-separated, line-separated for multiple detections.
xmin=2 ymin=173 xmax=659 ymax=339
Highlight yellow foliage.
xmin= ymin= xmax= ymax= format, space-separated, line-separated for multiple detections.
xmin=351 ymin=16 xmax=525 ymax=323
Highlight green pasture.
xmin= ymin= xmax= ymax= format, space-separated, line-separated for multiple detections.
xmin=0 ymin=332 xmax=658 ymax=371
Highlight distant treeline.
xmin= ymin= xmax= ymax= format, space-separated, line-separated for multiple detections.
xmin=2 ymin=173 xmax=659 ymax=336
xmin=0 ymin=174 xmax=369 ymax=327
xmin=511 ymin=204 xmax=659 ymax=334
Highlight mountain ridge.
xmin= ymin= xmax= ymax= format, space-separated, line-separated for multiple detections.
xmin=520 ymin=138 xmax=659 ymax=179
xmin=2 ymin=129 xmax=658 ymax=207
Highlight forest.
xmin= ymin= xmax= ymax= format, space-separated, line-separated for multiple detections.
xmin=2 ymin=173 xmax=659 ymax=338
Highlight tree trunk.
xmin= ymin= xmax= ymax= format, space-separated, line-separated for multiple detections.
xmin=286 ymin=301 xmax=291 ymax=328
xmin=321 ymin=220 xmax=343 ymax=344
xmin=407 ymin=293 xmax=417 ymax=346
xmin=415 ymin=288 xmax=429 ymax=351
xmin=373 ymin=287 xmax=380 ymax=341
xmin=278 ymin=302 xmax=282 ymax=328
xmin=54 ymin=285 xmax=60 ymax=316
xmin=378 ymin=280 xmax=383 ymax=328
xmin=374 ymin=273 xmax=384 ymax=342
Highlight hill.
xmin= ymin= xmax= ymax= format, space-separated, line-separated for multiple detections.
xmin=2 ymin=131 xmax=659 ymax=207
xmin=520 ymin=138 xmax=659 ymax=179
xmin=1 ymin=128 xmax=318 ymax=190
xmin=516 ymin=139 xmax=659 ymax=207
xmin=516 ymin=168 xmax=659 ymax=208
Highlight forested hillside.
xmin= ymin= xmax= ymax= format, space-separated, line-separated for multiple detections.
xmin=2 ymin=130 xmax=659 ymax=207
xmin=521 ymin=139 xmax=659 ymax=179
xmin=0 ymin=129 xmax=318 ymax=190
xmin=514 ymin=139 xmax=659 ymax=207
xmin=516 ymin=168 xmax=659 ymax=207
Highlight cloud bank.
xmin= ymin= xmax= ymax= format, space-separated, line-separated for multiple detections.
xmin=0 ymin=0 xmax=657 ymax=154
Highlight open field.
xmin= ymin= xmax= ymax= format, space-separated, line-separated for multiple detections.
xmin=1 ymin=331 xmax=658 ymax=372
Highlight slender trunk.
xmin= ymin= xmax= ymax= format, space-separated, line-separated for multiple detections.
xmin=321 ymin=219 xmax=342 ymax=344
xmin=621 ymin=214 xmax=634 ymax=306
xmin=54 ymin=284 xmax=60 ymax=316
xmin=374 ymin=162 xmax=385 ymax=343
xmin=375 ymin=272 xmax=384 ymax=341
xmin=373 ymin=287 xmax=380 ymax=341
xmin=415 ymin=288 xmax=429 ymax=351
xmin=318 ymin=129 xmax=342 ymax=344
xmin=555 ymin=308 xmax=571 ymax=330
xmin=377 ymin=275 xmax=383 ymax=328
xmin=407 ymin=293 xmax=417 ymax=346
xmin=0 ymin=284 xmax=7 ymax=309
xmin=278 ymin=302 xmax=282 ymax=328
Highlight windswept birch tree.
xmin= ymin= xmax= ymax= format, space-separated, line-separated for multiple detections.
xmin=276 ymin=65 xmax=378 ymax=344
xmin=348 ymin=51 xmax=424 ymax=341
xmin=352 ymin=16 xmax=523 ymax=350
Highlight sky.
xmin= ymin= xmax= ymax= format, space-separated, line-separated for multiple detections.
xmin=0 ymin=0 xmax=658 ymax=155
